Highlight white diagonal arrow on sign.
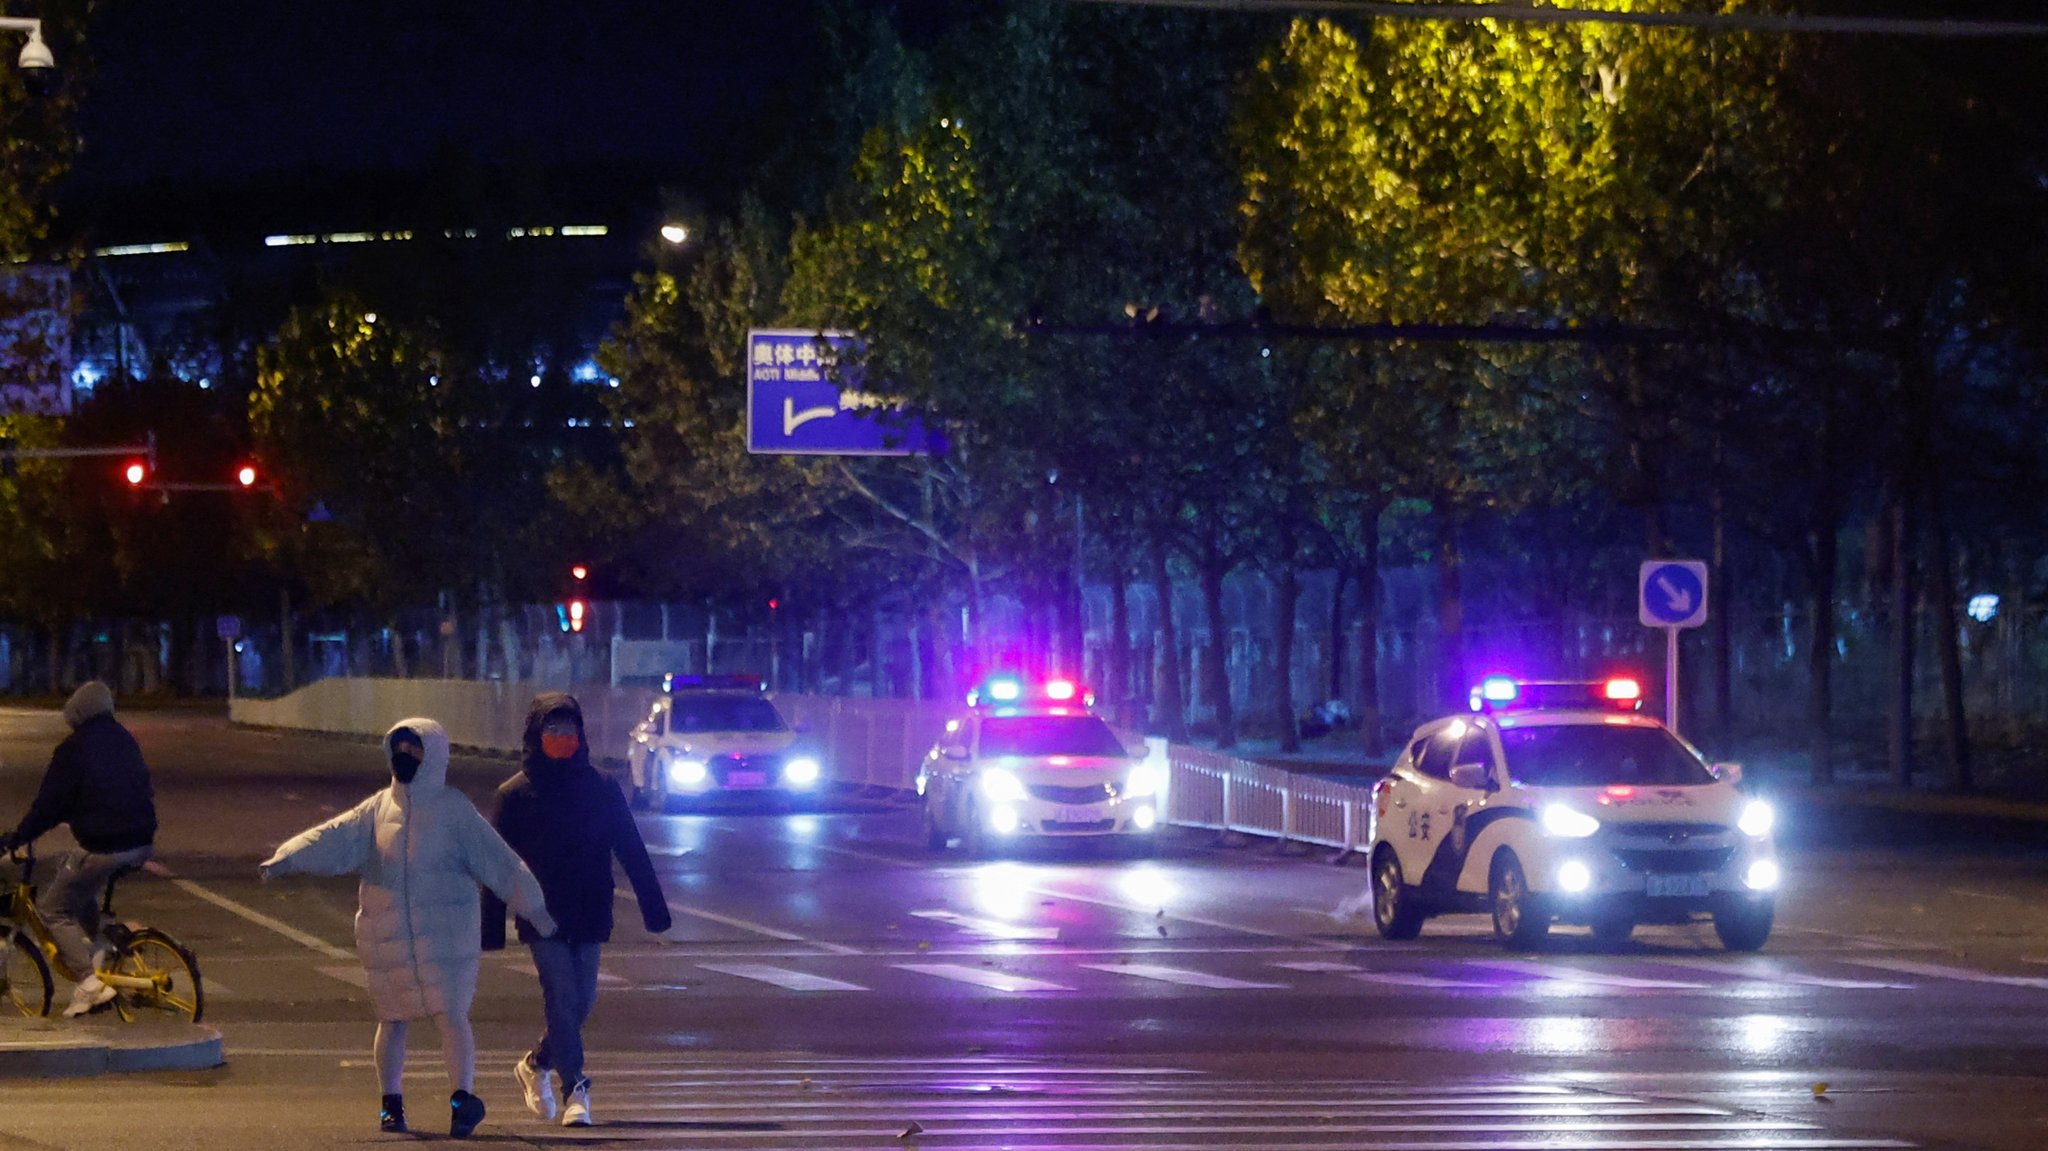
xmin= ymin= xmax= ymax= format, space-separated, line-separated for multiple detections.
xmin=1655 ymin=575 xmax=1694 ymax=615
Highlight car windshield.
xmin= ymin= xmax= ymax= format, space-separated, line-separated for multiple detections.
xmin=1498 ymin=724 xmax=1715 ymax=788
xmin=979 ymin=715 xmax=1130 ymax=758
xmin=668 ymin=696 xmax=787 ymax=733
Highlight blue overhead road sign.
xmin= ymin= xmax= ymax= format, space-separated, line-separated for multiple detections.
xmin=1639 ymin=561 xmax=1709 ymax=629
xmin=745 ymin=329 xmax=941 ymax=456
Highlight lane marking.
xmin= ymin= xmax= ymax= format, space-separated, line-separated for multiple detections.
xmin=909 ymin=909 xmax=1061 ymax=940
xmin=616 ymin=889 xmax=860 ymax=955
xmin=1470 ymin=959 xmax=1708 ymax=990
xmin=1843 ymin=956 xmax=2048 ymax=990
xmin=893 ymin=963 xmax=1073 ymax=993
xmin=1645 ymin=957 xmax=1915 ymax=990
xmin=697 ymin=963 xmax=869 ymax=992
xmin=1083 ymin=962 xmax=1288 ymax=990
xmin=1272 ymin=959 xmax=1491 ymax=989
xmin=144 ymin=860 xmax=354 ymax=960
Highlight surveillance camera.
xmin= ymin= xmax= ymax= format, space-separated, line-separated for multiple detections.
xmin=18 ymin=30 xmax=54 ymax=71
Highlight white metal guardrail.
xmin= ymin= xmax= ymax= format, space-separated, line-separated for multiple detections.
xmin=1163 ymin=744 xmax=1376 ymax=855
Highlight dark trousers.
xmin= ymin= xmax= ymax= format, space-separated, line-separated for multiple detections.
xmin=529 ymin=938 xmax=602 ymax=1086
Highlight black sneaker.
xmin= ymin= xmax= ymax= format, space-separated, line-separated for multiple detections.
xmin=450 ymin=1089 xmax=486 ymax=1139
xmin=379 ymin=1094 xmax=406 ymax=1133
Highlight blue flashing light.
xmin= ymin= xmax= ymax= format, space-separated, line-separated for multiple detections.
xmin=988 ymin=678 xmax=1022 ymax=702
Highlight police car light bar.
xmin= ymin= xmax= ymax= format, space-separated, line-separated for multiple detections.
xmin=1470 ymin=677 xmax=1643 ymax=713
xmin=664 ymin=673 xmax=768 ymax=694
xmin=968 ymin=676 xmax=1096 ymax=709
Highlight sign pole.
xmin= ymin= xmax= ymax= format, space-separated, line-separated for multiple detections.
xmin=1665 ymin=626 xmax=1679 ymax=738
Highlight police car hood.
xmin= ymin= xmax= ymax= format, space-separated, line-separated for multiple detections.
xmin=670 ymin=730 xmax=798 ymax=757
xmin=1519 ymin=780 xmax=1746 ymax=827
xmin=997 ymin=755 xmax=1133 ymax=783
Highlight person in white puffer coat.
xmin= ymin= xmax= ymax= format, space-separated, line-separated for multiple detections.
xmin=261 ymin=718 xmax=556 ymax=1138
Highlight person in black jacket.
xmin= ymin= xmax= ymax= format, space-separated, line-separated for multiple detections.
xmin=483 ymin=692 xmax=670 ymax=1128
xmin=0 ymin=681 xmax=157 ymax=1017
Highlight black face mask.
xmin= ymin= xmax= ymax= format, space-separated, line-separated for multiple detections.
xmin=391 ymin=751 xmax=422 ymax=784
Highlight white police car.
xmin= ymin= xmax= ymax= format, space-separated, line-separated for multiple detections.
xmin=916 ymin=676 xmax=1164 ymax=856
xmin=1366 ymin=677 xmax=1779 ymax=951
xmin=625 ymin=675 xmax=823 ymax=810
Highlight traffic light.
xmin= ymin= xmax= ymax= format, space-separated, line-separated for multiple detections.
xmin=123 ymin=460 xmax=148 ymax=487
xmin=570 ymin=563 xmax=589 ymax=582
xmin=236 ymin=464 xmax=258 ymax=488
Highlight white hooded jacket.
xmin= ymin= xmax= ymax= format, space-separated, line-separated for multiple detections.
xmin=262 ymin=718 xmax=556 ymax=1020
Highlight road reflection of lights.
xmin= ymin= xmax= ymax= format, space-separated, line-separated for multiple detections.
xmin=1528 ymin=1016 xmax=1600 ymax=1055
xmin=785 ymin=815 xmax=819 ymax=838
xmin=1117 ymin=865 xmax=1177 ymax=909
xmin=1735 ymin=1014 xmax=1793 ymax=1055
xmin=971 ymin=861 xmax=1034 ymax=920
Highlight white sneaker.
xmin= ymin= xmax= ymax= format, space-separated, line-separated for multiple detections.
xmin=515 ymin=1054 xmax=558 ymax=1120
xmin=63 ymin=975 xmax=116 ymax=1017
xmin=560 ymin=1078 xmax=592 ymax=1127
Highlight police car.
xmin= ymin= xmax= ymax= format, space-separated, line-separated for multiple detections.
xmin=625 ymin=675 xmax=824 ymax=810
xmin=1366 ymin=677 xmax=1779 ymax=951
xmin=916 ymin=677 xmax=1164 ymax=856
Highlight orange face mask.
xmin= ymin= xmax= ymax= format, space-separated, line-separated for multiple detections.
xmin=540 ymin=731 xmax=581 ymax=760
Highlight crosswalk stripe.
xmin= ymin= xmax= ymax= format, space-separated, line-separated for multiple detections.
xmin=893 ymin=962 xmax=1073 ymax=992
xmin=1469 ymin=959 xmax=1709 ymax=989
xmin=1645 ymin=956 xmax=1915 ymax=990
xmin=1841 ymin=957 xmax=2048 ymax=989
xmin=1083 ymin=962 xmax=1289 ymax=990
xmin=910 ymin=909 xmax=1062 ymax=940
xmin=697 ymin=963 xmax=869 ymax=992
xmin=496 ymin=958 xmax=629 ymax=986
xmin=1272 ymin=960 xmax=1491 ymax=988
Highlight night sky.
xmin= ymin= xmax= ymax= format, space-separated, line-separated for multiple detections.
xmin=59 ymin=1 xmax=827 ymax=232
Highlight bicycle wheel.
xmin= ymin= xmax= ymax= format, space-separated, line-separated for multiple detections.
xmin=109 ymin=928 xmax=203 ymax=1024
xmin=3 ymin=931 xmax=53 ymax=1017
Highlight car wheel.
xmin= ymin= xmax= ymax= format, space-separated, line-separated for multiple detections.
xmin=1589 ymin=908 xmax=1635 ymax=946
xmin=1713 ymin=896 xmax=1774 ymax=952
xmin=923 ymin=798 xmax=950 ymax=852
xmin=1489 ymin=851 xmax=1548 ymax=951
xmin=1370 ymin=847 xmax=1425 ymax=941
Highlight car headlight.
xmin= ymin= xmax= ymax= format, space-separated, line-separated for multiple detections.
xmin=980 ymin=768 xmax=1027 ymax=804
xmin=666 ymin=757 xmax=708 ymax=787
xmin=784 ymin=757 xmax=821 ymax=786
xmin=1124 ymin=763 xmax=1164 ymax=798
xmin=1541 ymin=804 xmax=1601 ymax=838
xmin=1738 ymin=800 xmax=1776 ymax=838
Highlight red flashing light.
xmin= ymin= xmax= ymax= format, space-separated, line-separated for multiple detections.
xmin=768 ymin=598 xmax=779 ymax=611
xmin=567 ymin=599 xmax=586 ymax=633
xmin=123 ymin=461 xmax=147 ymax=486
xmin=236 ymin=464 xmax=259 ymax=487
xmin=570 ymin=564 xmax=589 ymax=582
xmin=1604 ymin=678 xmax=1643 ymax=702
xmin=1044 ymin=679 xmax=1077 ymax=701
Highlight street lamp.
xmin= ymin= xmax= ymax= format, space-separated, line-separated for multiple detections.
xmin=659 ymin=224 xmax=689 ymax=246
xmin=2 ymin=18 xmax=54 ymax=71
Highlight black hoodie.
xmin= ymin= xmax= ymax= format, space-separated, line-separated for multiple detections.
xmin=482 ymin=693 xmax=671 ymax=948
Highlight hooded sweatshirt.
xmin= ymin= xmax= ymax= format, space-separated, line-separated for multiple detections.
xmin=483 ymin=693 xmax=671 ymax=948
xmin=3 ymin=681 xmax=155 ymax=853
xmin=262 ymin=718 xmax=556 ymax=1020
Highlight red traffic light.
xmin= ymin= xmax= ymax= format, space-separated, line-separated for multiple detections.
xmin=123 ymin=461 xmax=147 ymax=486
xmin=570 ymin=564 xmax=589 ymax=582
xmin=236 ymin=464 xmax=259 ymax=488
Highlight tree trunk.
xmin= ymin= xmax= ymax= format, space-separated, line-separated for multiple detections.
xmin=1109 ymin=562 xmax=1132 ymax=728
xmin=1434 ymin=511 xmax=1466 ymax=713
xmin=1926 ymin=483 xmax=1972 ymax=791
xmin=1357 ymin=511 xmax=1385 ymax=756
xmin=1710 ymin=444 xmax=1733 ymax=736
xmin=1276 ymin=559 xmax=1301 ymax=753
xmin=1149 ymin=530 xmax=1188 ymax=742
xmin=1327 ymin=568 xmax=1349 ymax=703
xmin=1887 ymin=492 xmax=1916 ymax=788
xmin=1200 ymin=541 xmax=1235 ymax=749
xmin=1806 ymin=522 xmax=1837 ymax=786
xmin=280 ymin=586 xmax=298 ymax=692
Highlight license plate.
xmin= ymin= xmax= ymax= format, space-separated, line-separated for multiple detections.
xmin=1645 ymin=873 xmax=1710 ymax=898
xmin=726 ymin=770 xmax=768 ymax=788
xmin=1054 ymin=806 xmax=1101 ymax=824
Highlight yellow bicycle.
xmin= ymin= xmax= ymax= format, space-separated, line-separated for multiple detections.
xmin=1 ymin=846 xmax=203 ymax=1023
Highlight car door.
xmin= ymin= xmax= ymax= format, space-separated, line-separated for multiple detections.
xmin=1385 ymin=724 xmax=1462 ymax=882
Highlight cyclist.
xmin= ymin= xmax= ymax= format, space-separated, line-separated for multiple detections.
xmin=0 ymin=681 xmax=157 ymax=1017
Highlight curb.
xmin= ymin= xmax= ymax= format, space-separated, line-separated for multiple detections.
xmin=0 ymin=1022 xmax=225 ymax=1079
